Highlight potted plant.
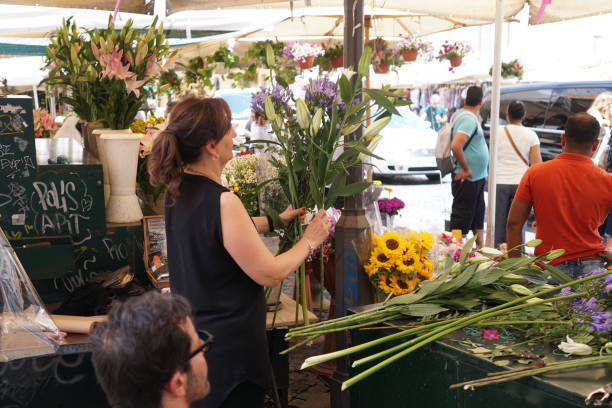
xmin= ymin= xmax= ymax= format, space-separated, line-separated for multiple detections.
xmin=398 ymin=34 xmax=431 ymax=62
xmin=437 ymin=40 xmax=472 ymax=69
xmin=367 ymin=38 xmax=401 ymax=74
xmin=490 ymin=59 xmax=524 ymax=80
xmin=282 ymin=42 xmax=325 ymax=69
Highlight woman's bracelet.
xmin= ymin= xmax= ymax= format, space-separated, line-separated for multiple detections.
xmin=304 ymin=237 xmax=314 ymax=253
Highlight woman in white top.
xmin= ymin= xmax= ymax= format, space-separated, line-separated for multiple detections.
xmin=495 ymin=101 xmax=542 ymax=246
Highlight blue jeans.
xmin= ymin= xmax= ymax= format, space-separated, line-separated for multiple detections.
xmin=555 ymin=260 xmax=605 ymax=280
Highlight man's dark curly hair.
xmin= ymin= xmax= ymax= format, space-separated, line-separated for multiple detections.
xmin=90 ymin=291 xmax=193 ymax=408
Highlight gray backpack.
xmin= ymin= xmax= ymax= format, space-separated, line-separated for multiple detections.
xmin=435 ymin=111 xmax=479 ymax=177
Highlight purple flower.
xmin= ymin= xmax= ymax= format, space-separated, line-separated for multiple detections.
xmin=560 ymin=287 xmax=573 ymax=297
xmin=304 ymin=77 xmax=341 ymax=111
xmin=590 ymin=311 xmax=612 ymax=333
xmin=250 ymin=85 xmax=293 ymax=118
xmin=604 ymin=274 xmax=612 ymax=294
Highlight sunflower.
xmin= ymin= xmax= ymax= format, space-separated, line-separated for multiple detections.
xmin=420 ymin=232 xmax=434 ymax=251
xmin=377 ymin=273 xmax=396 ymax=294
xmin=417 ymin=258 xmax=434 ymax=280
xmin=369 ymin=247 xmax=394 ymax=271
xmin=376 ymin=232 xmax=407 ymax=258
xmin=400 ymin=244 xmax=420 ymax=272
xmin=395 ymin=257 xmax=418 ymax=276
xmin=390 ymin=275 xmax=416 ymax=295
xmin=364 ymin=262 xmax=379 ymax=277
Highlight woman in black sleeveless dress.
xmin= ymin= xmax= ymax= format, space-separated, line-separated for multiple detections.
xmin=148 ymin=97 xmax=330 ymax=408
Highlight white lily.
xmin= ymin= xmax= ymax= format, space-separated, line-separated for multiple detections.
xmin=478 ymin=247 xmax=503 ymax=257
xmin=476 ymin=261 xmax=495 ymax=272
xmin=510 ymin=284 xmax=533 ymax=296
xmin=467 ymin=256 xmax=490 ymax=264
xmin=558 ymin=336 xmax=593 ymax=356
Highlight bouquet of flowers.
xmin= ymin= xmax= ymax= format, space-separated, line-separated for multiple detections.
xmin=398 ymin=34 xmax=432 ymax=53
xmin=282 ymin=42 xmax=325 ymax=62
xmin=437 ymin=40 xmax=472 ymax=60
xmin=377 ymin=197 xmax=405 ymax=216
xmin=33 ymin=109 xmax=59 ymax=138
xmin=364 ymin=231 xmax=435 ymax=296
xmin=131 ymin=115 xmax=166 ymax=207
xmin=222 ymin=154 xmax=259 ymax=216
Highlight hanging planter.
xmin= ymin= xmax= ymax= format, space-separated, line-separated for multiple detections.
xmin=373 ymin=63 xmax=390 ymax=74
xmin=449 ymin=55 xmax=463 ymax=68
xmin=331 ymin=55 xmax=344 ymax=68
xmin=402 ymin=49 xmax=418 ymax=62
xmin=101 ymin=132 xmax=144 ymax=224
xmin=298 ymin=56 xmax=315 ymax=69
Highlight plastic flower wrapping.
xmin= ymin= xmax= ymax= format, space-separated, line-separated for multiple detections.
xmin=364 ymin=230 xmax=436 ymax=296
xmin=282 ymin=42 xmax=325 ymax=61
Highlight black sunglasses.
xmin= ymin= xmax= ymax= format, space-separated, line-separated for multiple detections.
xmin=187 ymin=329 xmax=214 ymax=360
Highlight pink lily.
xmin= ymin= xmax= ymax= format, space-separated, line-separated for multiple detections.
xmin=100 ymin=48 xmax=136 ymax=80
xmin=145 ymin=54 xmax=161 ymax=79
xmin=124 ymin=79 xmax=146 ymax=97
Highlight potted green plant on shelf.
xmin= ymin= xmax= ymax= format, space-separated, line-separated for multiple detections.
xmin=239 ymin=40 xmax=297 ymax=86
xmin=398 ymin=34 xmax=432 ymax=62
xmin=316 ymin=43 xmax=344 ymax=71
xmin=282 ymin=42 xmax=325 ymax=69
xmin=367 ymin=38 xmax=401 ymax=74
xmin=437 ymin=40 xmax=472 ymax=69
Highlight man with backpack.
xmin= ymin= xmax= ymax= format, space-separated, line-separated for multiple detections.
xmin=448 ymin=86 xmax=489 ymax=247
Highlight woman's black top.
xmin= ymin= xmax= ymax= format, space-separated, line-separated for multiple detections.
xmin=165 ymin=174 xmax=271 ymax=407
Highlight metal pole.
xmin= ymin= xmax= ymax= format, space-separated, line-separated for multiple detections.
xmin=32 ymin=84 xmax=39 ymax=109
xmin=331 ymin=1 xmax=369 ymax=407
xmin=486 ymin=0 xmax=504 ymax=247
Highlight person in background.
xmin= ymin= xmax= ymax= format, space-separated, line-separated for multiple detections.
xmin=148 ymin=97 xmax=330 ymax=408
xmin=587 ymin=91 xmax=612 ymax=168
xmin=449 ymin=86 xmax=489 ymax=247
xmin=91 ymin=291 xmax=212 ymax=408
xmin=507 ymin=113 xmax=612 ymax=278
xmin=494 ymin=101 xmax=542 ymax=247
xmin=421 ymin=93 xmax=447 ymax=131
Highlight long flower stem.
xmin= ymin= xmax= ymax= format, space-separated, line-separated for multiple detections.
xmin=450 ymin=356 xmax=612 ymax=390
xmin=351 ymin=320 xmax=571 ymax=368
xmin=319 ymin=244 xmax=325 ymax=321
xmin=300 ymin=262 xmax=309 ymax=326
xmin=342 ymin=291 xmax=588 ymax=390
xmin=280 ymin=335 xmax=318 ymax=355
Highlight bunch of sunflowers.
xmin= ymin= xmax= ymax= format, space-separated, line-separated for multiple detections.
xmin=364 ymin=231 xmax=435 ymax=296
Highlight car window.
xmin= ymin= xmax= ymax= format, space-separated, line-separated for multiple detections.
xmin=544 ymin=87 xmax=612 ymax=129
xmin=482 ymin=89 xmax=551 ymax=129
xmin=385 ymin=109 xmax=428 ymax=130
xmin=218 ymin=93 xmax=253 ymax=120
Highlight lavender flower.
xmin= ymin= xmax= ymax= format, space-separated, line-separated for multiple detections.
xmin=604 ymin=274 xmax=612 ymax=294
xmin=559 ymin=287 xmax=573 ymax=297
xmin=250 ymin=87 xmax=267 ymax=116
xmin=590 ymin=311 xmax=612 ymax=333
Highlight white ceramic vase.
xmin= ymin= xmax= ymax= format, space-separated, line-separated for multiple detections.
xmin=101 ymin=132 xmax=143 ymax=224
xmin=94 ymin=128 xmax=133 ymax=206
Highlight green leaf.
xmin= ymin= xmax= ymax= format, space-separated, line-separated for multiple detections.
xmin=265 ymin=44 xmax=275 ymax=68
xmin=276 ymin=75 xmax=289 ymax=88
xmin=400 ymin=303 xmax=449 ymax=317
xmin=264 ymin=208 xmax=285 ymax=232
xmin=385 ymin=292 xmax=425 ymax=306
xmin=363 ymin=116 xmax=391 ymax=139
xmin=436 ymin=298 xmax=482 ymax=310
xmin=459 ymin=235 xmax=477 ymax=265
xmin=339 ymin=75 xmax=353 ymax=104
xmin=470 ymin=347 xmax=491 ymax=354
xmin=334 ymin=181 xmax=371 ymax=197
xmin=341 ymin=122 xmax=362 ymax=136
xmin=464 ymin=268 xmax=508 ymax=290
xmin=364 ymin=88 xmax=400 ymax=116
xmin=494 ymin=360 xmax=510 ymax=366
xmin=541 ymin=262 xmax=572 ymax=283
xmin=436 ymin=264 xmax=478 ymax=295
xmin=358 ymin=46 xmax=372 ymax=77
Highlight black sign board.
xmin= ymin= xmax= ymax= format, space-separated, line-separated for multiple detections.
xmin=0 ymin=97 xmax=37 ymax=180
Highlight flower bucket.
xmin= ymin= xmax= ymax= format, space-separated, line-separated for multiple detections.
xmin=101 ymin=132 xmax=144 ymax=224
xmin=402 ymin=49 xmax=418 ymax=62
xmin=373 ymin=63 xmax=390 ymax=74
xmin=331 ymin=55 xmax=344 ymax=68
xmin=83 ymin=121 xmax=105 ymax=159
xmin=449 ymin=55 xmax=463 ymax=68
xmin=298 ymin=55 xmax=315 ymax=69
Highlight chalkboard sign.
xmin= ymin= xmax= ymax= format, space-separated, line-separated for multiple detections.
xmin=0 ymin=96 xmax=37 ymax=180
xmin=0 ymin=164 xmax=105 ymax=242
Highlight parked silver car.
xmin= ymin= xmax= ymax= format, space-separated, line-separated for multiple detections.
xmin=372 ymin=107 xmax=441 ymax=181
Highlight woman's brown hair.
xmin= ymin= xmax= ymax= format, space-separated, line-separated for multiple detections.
xmin=148 ymin=96 xmax=232 ymax=204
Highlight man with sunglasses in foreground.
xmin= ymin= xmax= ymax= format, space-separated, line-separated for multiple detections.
xmin=91 ymin=291 xmax=214 ymax=408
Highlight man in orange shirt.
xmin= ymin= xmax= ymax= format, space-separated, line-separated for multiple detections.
xmin=507 ymin=113 xmax=612 ymax=278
